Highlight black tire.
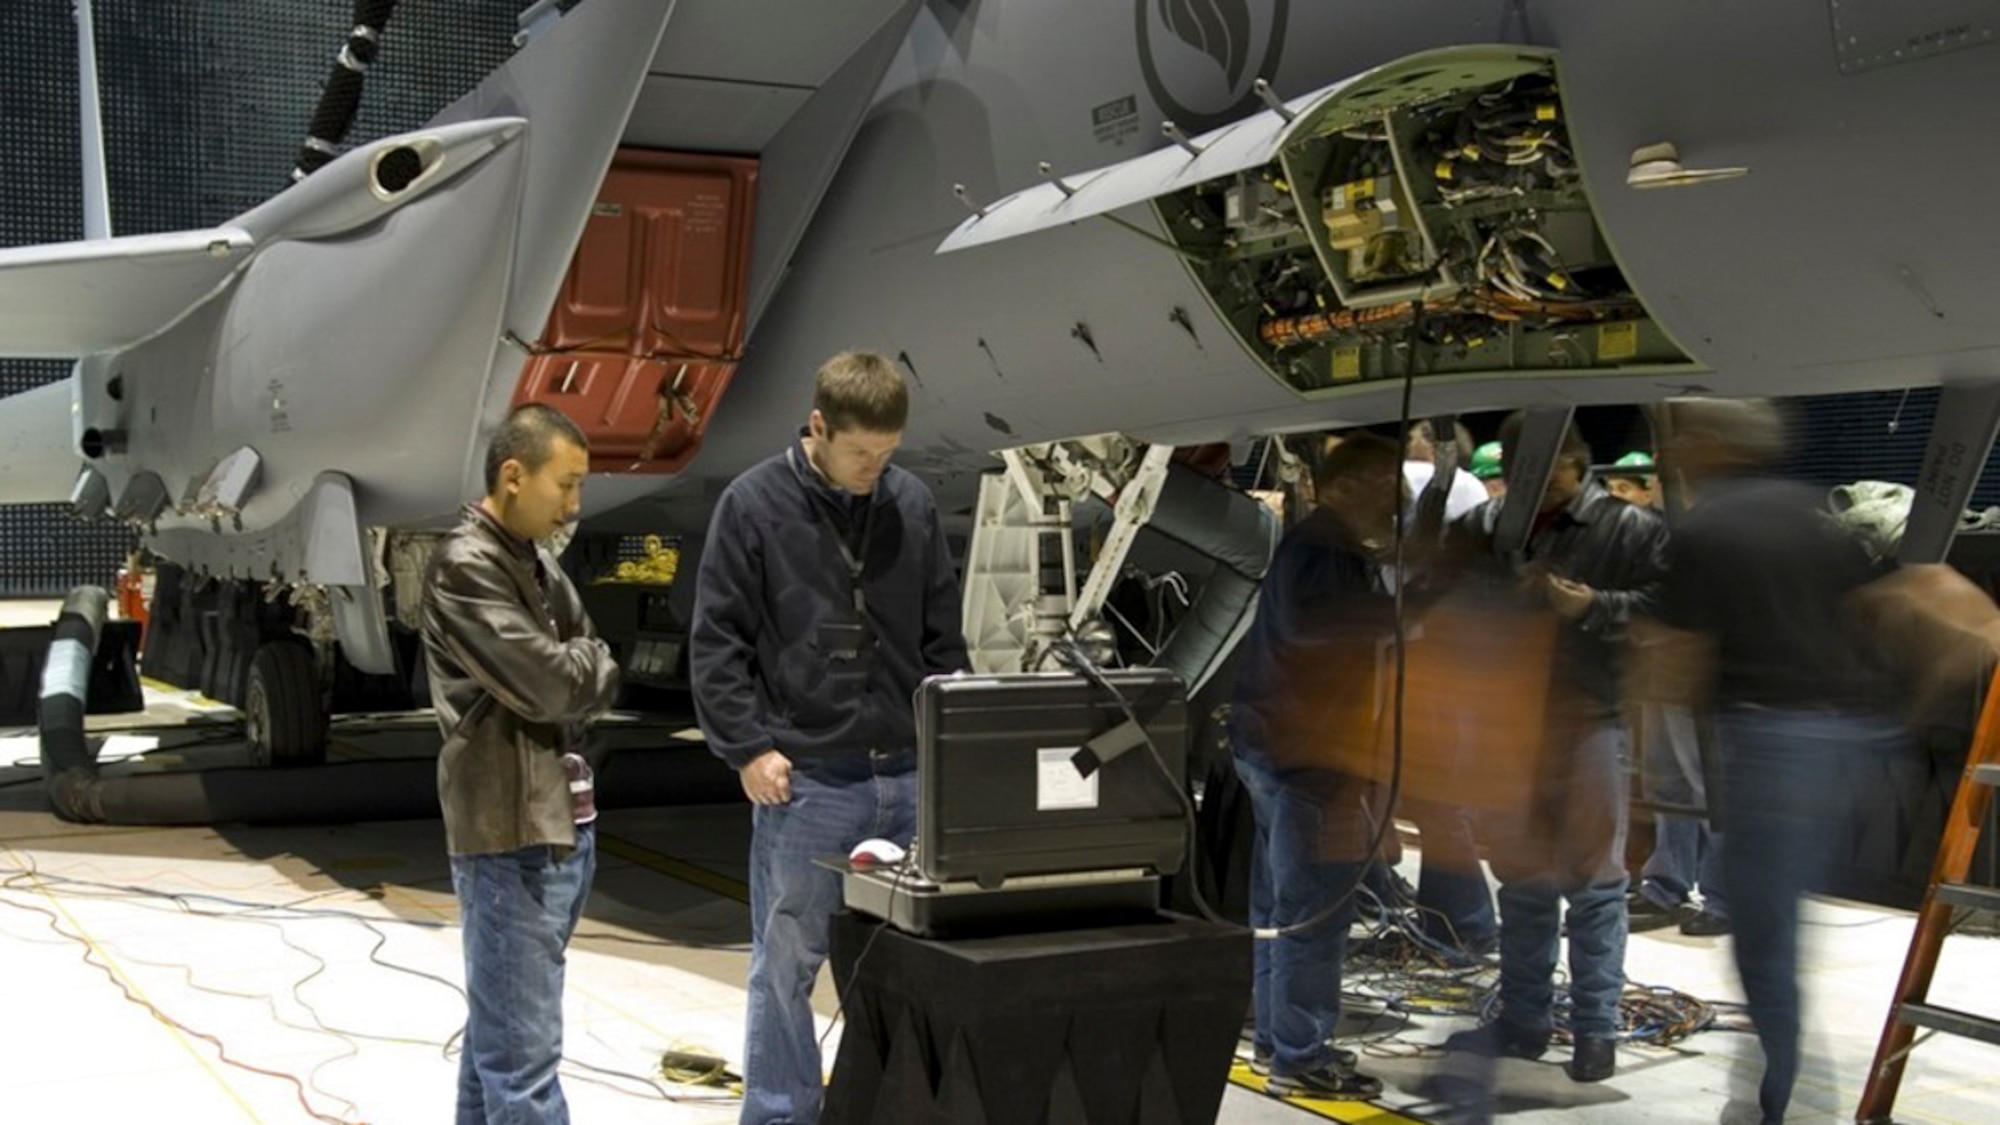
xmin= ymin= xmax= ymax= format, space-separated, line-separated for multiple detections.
xmin=246 ymin=642 xmax=328 ymax=767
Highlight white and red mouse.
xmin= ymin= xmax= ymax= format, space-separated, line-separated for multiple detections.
xmin=848 ymin=837 xmax=906 ymax=866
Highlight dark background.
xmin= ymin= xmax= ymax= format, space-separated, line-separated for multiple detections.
xmin=0 ymin=0 xmax=522 ymax=595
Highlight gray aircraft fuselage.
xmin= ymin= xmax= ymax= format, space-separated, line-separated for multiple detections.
xmin=5 ymin=0 xmax=1998 ymax=562
xmin=639 ymin=0 xmax=2000 ymax=531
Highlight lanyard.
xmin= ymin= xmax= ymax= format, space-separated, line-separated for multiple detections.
xmin=791 ymin=446 xmax=872 ymax=619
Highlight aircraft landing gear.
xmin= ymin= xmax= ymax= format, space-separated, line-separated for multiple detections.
xmin=244 ymin=640 xmax=328 ymax=767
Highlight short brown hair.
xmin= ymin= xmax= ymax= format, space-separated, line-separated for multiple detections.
xmin=485 ymin=402 xmax=588 ymax=492
xmin=813 ymin=351 xmax=908 ymax=435
xmin=1497 ymin=411 xmax=1592 ymax=476
xmin=1315 ymin=430 xmax=1400 ymax=491
xmin=1408 ymin=419 xmax=1475 ymax=463
xmin=1668 ymin=397 xmax=1788 ymax=466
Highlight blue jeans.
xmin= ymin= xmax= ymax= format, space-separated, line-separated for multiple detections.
xmin=1406 ymin=799 xmax=1498 ymax=946
xmin=1713 ymin=707 xmax=1902 ymax=1122
xmin=1487 ymin=721 xmax=1629 ymax=1039
xmin=743 ymin=753 xmax=916 ymax=1125
xmin=1637 ymin=703 xmax=1727 ymax=916
xmin=1234 ymin=754 xmax=1366 ymax=1077
xmin=451 ymin=823 xmax=596 ymax=1125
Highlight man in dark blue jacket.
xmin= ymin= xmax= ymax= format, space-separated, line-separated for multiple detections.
xmin=1229 ymin=431 xmax=1402 ymax=1102
xmin=690 ymin=351 xmax=968 ymax=1125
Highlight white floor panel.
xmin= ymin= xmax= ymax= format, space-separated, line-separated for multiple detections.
xmin=0 ymin=774 xmax=1994 ymax=1124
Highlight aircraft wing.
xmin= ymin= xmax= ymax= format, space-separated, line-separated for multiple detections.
xmin=0 ymin=379 xmax=81 ymax=504
xmin=936 ymin=69 xmax=1392 ymax=253
xmin=0 ymin=227 xmax=253 ymax=359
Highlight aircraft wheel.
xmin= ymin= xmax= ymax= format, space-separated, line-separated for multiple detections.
xmin=246 ymin=642 xmax=328 ymax=767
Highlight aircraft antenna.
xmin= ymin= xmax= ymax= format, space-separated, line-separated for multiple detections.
xmin=73 ymin=0 xmax=112 ymax=239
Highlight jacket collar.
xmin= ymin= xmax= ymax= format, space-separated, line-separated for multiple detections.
xmin=1551 ymin=478 xmax=1615 ymax=526
xmin=788 ymin=431 xmax=891 ymax=511
xmin=463 ymin=502 xmax=539 ymax=563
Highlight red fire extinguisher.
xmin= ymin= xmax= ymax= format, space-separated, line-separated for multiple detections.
xmin=115 ymin=555 xmax=153 ymax=647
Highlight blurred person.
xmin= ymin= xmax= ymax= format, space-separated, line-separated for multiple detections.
xmin=1357 ymin=779 xmax=1499 ymax=960
xmin=1374 ymin=430 xmax=1504 ymax=951
xmin=1404 ymin=458 xmax=1490 ymax=522
xmin=1604 ymin=447 xmax=1730 ymax=933
xmin=1228 ymin=432 xmax=1402 ymax=1101
xmin=1407 ymin=419 xmax=1477 ymax=466
xmin=1442 ymin=414 xmax=1667 ymax=1084
xmin=422 ymin=403 xmax=621 ymax=1125
xmin=1651 ymin=398 xmax=1903 ymax=1125
xmin=1406 ymin=420 xmax=1488 ymax=519
xmin=1626 ymin=618 xmax=1731 ymax=937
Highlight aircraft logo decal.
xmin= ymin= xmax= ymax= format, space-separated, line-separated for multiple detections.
xmin=1137 ymin=0 xmax=1289 ymax=132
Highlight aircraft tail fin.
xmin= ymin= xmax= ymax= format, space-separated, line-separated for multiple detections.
xmin=425 ymin=0 xmax=676 ymax=344
xmin=74 ymin=0 xmax=112 ymax=240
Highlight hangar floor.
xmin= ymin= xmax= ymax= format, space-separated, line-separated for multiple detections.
xmin=0 ymin=606 xmax=1993 ymax=1124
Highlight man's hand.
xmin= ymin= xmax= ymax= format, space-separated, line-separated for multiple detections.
xmin=1546 ymin=574 xmax=1595 ymax=619
xmin=740 ymin=749 xmax=793 ymax=805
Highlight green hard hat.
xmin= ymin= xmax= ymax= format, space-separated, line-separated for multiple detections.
xmin=1613 ymin=451 xmax=1655 ymax=470
xmin=1469 ymin=441 xmax=1504 ymax=479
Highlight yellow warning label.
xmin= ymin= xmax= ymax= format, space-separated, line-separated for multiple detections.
xmin=1536 ymin=103 xmax=1559 ymax=121
xmin=1329 ymin=178 xmax=1375 ymax=213
xmin=1332 ymin=347 xmax=1363 ymax=381
xmin=1599 ymin=321 xmax=1640 ymax=362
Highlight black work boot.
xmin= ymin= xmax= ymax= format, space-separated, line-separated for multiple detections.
xmin=1444 ymin=1021 xmax=1550 ymax=1061
xmin=1567 ymin=1035 xmax=1617 ymax=1082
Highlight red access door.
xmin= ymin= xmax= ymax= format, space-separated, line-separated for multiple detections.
xmin=514 ymin=149 xmax=758 ymax=474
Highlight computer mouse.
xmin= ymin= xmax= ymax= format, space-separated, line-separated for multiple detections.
xmin=848 ymin=837 xmax=907 ymax=866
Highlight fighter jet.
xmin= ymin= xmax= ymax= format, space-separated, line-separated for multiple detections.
xmin=2 ymin=0 xmax=1998 ymax=770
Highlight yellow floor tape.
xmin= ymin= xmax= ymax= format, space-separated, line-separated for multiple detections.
xmin=1228 ymin=1061 xmax=1433 ymax=1124
xmin=596 ymin=832 xmax=751 ymax=904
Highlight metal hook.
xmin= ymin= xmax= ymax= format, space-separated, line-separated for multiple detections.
xmin=1161 ymin=120 xmax=1205 ymax=157
xmin=1253 ymin=79 xmax=1294 ymax=123
xmin=952 ymin=183 xmax=987 ymax=218
xmin=1037 ymin=161 xmax=1077 ymax=198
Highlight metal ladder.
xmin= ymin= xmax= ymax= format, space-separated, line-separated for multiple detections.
xmin=1856 ymin=670 xmax=2000 ymax=1124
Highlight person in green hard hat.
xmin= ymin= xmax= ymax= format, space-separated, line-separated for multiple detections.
xmin=1605 ymin=451 xmax=1656 ymax=507
xmin=1469 ymin=441 xmax=1505 ymax=499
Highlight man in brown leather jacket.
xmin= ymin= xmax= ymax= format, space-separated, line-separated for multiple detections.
xmin=422 ymin=402 xmax=620 ymax=1125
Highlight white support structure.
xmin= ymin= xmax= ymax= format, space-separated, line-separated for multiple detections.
xmin=961 ymin=434 xmax=1173 ymax=674
xmin=1069 ymin=442 xmax=1174 ymax=634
